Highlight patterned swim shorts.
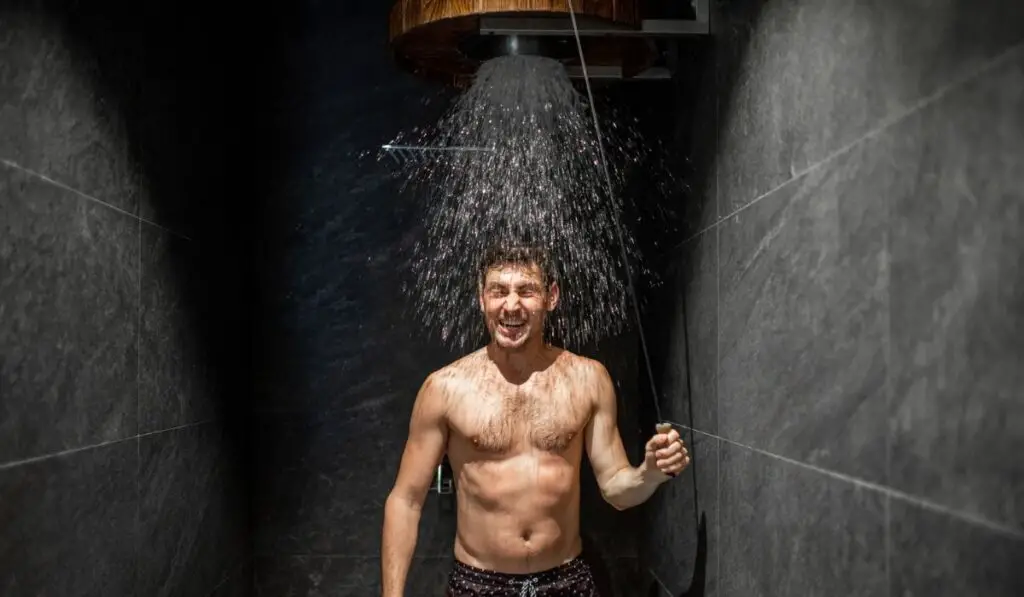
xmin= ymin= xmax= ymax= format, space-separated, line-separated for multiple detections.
xmin=446 ymin=556 xmax=603 ymax=597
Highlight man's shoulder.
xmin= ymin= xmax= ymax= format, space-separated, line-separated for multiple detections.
xmin=557 ymin=349 xmax=607 ymax=375
xmin=423 ymin=348 xmax=487 ymax=387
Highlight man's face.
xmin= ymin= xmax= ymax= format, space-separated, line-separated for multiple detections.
xmin=479 ymin=263 xmax=559 ymax=350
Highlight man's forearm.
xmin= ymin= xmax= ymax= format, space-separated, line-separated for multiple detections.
xmin=601 ymin=462 xmax=668 ymax=510
xmin=381 ymin=493 xmax=423 ymax=597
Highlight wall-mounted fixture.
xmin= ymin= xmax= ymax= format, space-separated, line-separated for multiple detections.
xmin=387 ymin=0 xmax=711 ymax=86
xmin=380 ymin=144 xmax=494 ymax=168
xmin=432 ymin=455 xmax=454 ymax=495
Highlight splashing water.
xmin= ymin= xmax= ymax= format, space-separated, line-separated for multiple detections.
xmin=389 ymin=55 xmax=665 ymax=352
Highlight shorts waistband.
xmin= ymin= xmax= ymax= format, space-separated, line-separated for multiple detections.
xmin=451 ymin=555 xmax=590 ymax=587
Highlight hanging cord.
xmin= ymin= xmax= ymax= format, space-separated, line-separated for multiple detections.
xmin=565 ymin=0 xmax=701 ymax=504
xmin=563 ymin=0 xmax=662 ymax=424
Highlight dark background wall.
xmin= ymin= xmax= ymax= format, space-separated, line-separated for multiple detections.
xmin=0 ymin=1 xmax=253 ymax=596
xmin=642 ymin=1 xmax=1024 ymax=596
xmin=249 ymin=2 xmax=664 ymax=595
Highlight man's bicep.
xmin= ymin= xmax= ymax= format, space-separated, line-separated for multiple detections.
xmin=584 ymin=363 xmax=630 ymax=487
xmin=391 ymin=376 xmax=449 ymax=503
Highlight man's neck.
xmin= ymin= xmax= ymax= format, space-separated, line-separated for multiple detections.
xmin=486 ymin=339 xmax=554 ymax=382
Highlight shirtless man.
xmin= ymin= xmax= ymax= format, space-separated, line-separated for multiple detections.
xmin=382 ymin=245 xmax=690 ymax=596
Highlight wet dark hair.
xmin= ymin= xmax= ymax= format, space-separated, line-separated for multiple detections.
xmin=477 ymin=245 xmax=557 ymax=289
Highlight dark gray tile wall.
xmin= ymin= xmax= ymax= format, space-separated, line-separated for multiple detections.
xmin=0 ymin=167 xmax=139 ymax=461
xmin=0 ymin=1 xmax=143 ymax=214
xmin=644 ymin=0 xmax=1024 ymax=595
xmin=1 ymin=2 xmax=251 ymax=596
xmin=249 ymin=4 xmax=460 ymax=593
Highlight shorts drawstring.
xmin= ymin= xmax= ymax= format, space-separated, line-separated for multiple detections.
xmin=518 ymin=578 xmax=538 ymax=597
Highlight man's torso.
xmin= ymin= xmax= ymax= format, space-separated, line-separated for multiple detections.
xmin=439 ymin=348 xmax=597 ymax=573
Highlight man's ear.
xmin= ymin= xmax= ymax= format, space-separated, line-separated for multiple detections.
xmin=546 ymin=281 xmax=560 ymax=311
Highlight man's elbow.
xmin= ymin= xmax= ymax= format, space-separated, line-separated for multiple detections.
xmin=603 ymin=494 xmax=630 ymax=511
xmin=598 ymin=467 xmax=637 ymax=511
xmin=386 ymin=486 xmax=427 ymax=512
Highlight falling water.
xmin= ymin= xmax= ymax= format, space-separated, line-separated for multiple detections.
xmin=388 ymin=55 xmax=668 ymax=352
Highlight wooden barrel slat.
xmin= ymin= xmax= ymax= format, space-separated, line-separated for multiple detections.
xmin=388 ymin=0 xmax=654 ymax=85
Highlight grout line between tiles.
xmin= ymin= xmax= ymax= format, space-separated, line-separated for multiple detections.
xmin=0 ymin=436 xmax=136 ymax=472
xmin=135 ymin=206 xmax=142 ymax=597
xmin=204 ymin=559 xmax=248 ymax=597
xmin=139 ymin=418 xmax=220 ymax=439
xmin=0 ymin=157 xmax=193 ymax=241
xmin=648 ymin=568 xmax=674 ymax=597
xmin=883 ymin=166 xmax=893 ymax=597
xmin=884 ymin=493 xmax=892 ymax=597
xmin=670 ymin=421 xmax=1024 ymax=542
xmin=714 ymin=213 xmax=722 ymax=597
xmin=0 ymin=418 xmax=220 ymax=471
xmin=1 ymin=157 xmax=138 ymax=218
xmin=673 ymin=40 xmax=1024 ymax=250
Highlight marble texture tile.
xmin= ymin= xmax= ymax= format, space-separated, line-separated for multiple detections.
xmin=718 ymin=443 xmax=886 ymax=597
xmin=138 ymin=423 xmax=248 ymax=597
xmin=677 ymin=228 xmax=718 ymax=434
xmin=252 ymin=409 xmax=456 ymax=557
xmin=208 ymin=574 xmax=251 ymax=597
xmin=139 ymin=223 xmax=216 ymax=433
xmin=0 ymin=165 xmax=139 ymax=462
xmin=0 ymin=2 xmax=142 ymax=213
xmin=254 ymin=556 xmax=379 ymax=596
xmin=716 ymin=0 xmax=1024 ymax=211
xmin=717 ymin=131 xmax=889 ymax=483
xmin=252 ymin=182 xmax=455 ymax=415
xmin=644 ymin=431 xmax=718 ymax=597
xmin=647 ymin=567 xmax=674 ymax=597
xmin=133 ymin=11 xmax=236 ymax=238
xmin=668 ymin=35 xmax=718 ymax=237
xmin=641 ymin=262 xmax=685 ymax=431
xmin=888 ymin=50 xmax=1024 ymax=532
xmin=207 ymin=561 xmax=252 ymax=597
xmin=250 ymin=1 xmax=462 ymax=418
xmin=890 ymin=497 xmax=1024 ymax=597
xmin=596 ymin=557 xmax=643 ymax=597
xmin=0 ymin=440 xmax=137 ymax=596
xmin=254 ymin=556 xmax=454 ymax=596
xmin=644 ymin=250 xmax=705 ymax=435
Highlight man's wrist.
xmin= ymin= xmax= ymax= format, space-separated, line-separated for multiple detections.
xmin=639 ymin=461 xmax=671 ymax=485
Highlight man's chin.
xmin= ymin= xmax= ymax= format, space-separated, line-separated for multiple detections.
xmin=493 ymin=328 xmax=530 ymax=349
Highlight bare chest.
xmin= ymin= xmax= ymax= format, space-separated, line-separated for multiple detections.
xmin=450 ymin=385 xmax=592 ymax=454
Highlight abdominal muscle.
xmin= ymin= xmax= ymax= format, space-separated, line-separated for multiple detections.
xmin=451 ymin=451 xmax=583 ymax=574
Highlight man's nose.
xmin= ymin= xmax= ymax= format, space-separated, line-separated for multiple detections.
xmin=503 ymin=293 xmax=521 ymax=310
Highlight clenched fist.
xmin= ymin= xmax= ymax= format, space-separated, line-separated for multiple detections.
xmin=644 ymin=425 xmax=690 ymax=479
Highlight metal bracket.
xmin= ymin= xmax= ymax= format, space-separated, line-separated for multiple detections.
xmin=563 ymin=65 xmax=671 ymax=80
xmin=478 ymin=17 xmax=710 ymax=38
xmin=693 ymin=0 xmax=710 ymax=27
xmin=432 ymin=464 xmax=454 ymax=494
xmin=380 ymin=144 xmax=493 ymax=167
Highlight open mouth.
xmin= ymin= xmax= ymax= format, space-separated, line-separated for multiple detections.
xmin=499 ymin=320 xmax=525 ymax=329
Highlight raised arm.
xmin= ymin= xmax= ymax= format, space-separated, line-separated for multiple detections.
xmin=382 ymin=373 xmax=449 ymax=597
xmin=584 ymin=361 xmax=673 ymax=510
